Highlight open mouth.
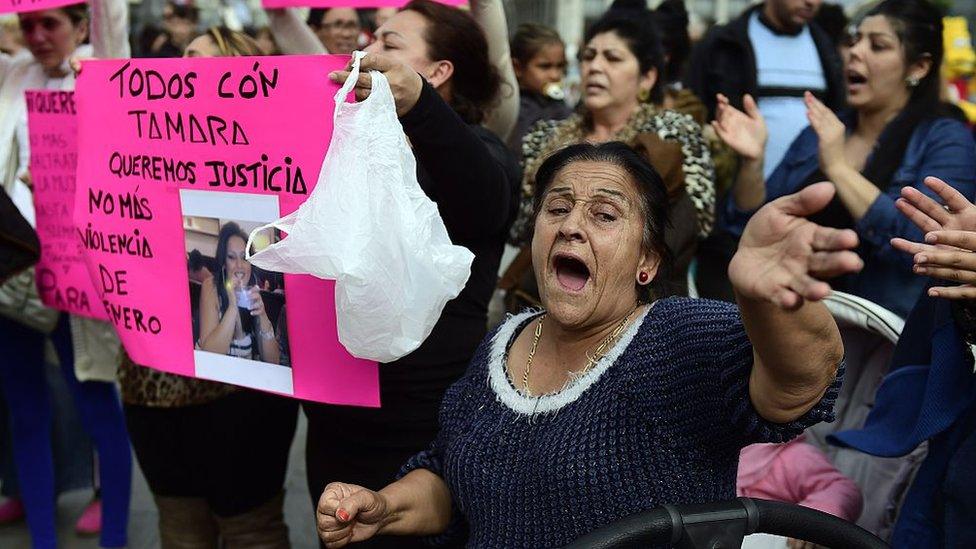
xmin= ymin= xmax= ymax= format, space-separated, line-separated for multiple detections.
xmin=553 ymin=254 xmax=591 ymax=292
xmin=846 ymin=70 xmax=868 ymax=86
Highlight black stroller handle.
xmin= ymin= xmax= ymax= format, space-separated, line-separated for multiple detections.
xmin=564 ymin=498 xmax=888 ymax=548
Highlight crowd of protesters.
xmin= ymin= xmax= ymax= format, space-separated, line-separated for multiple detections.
xmin=2 ymin=0 xmax=976 ymax=548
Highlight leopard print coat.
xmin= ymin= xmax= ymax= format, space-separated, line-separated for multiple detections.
xmin=119 ymin=352 xmax=237 ymax=408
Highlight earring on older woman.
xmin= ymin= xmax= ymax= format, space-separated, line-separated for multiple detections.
xmin=638 ymin=271 xmax=649 ymax=284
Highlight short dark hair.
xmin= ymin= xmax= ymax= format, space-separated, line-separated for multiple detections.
xmin=532 ymin=142 xmax=672 ymax=301
xmin=188 ymin=249 xmax=207 ymax=272
xmin=814 ymin=3 xmax=848 ymax=48
xmin=52 ymin=3 xmax=88 ymax=26
xmin=510 ymin=23 xmax=564 ymax=66
xmin=402 ymin=0 xmax=501 ymax=125
xmin=652 ymin=0 xmax=691 ymax=85
xmin=584 ymin=8 xmax=665 ymax=103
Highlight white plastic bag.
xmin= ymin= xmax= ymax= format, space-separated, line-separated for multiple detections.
xmin=246 ymin=52 xmax=474 ymax=362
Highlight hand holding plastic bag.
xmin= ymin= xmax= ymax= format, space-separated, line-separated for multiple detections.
xmin=247 ymin=52 xmax=474 ymax=362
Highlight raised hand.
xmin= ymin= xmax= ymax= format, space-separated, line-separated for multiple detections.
xmin=894 ymin=230 xmax=976 ymax=299
xmin=890 ymin=176 xmax=976 ymax=300
xmin=317 ymin=482 xmax=390 ymax=548
xmin=711 ymin=93 xmax=767 ymax=161
xmin=804 ymin=92 xmax=846 ymax=176
xmin=730 ymin=182 xmax=864 ymax=309
xmin=328 ymin=52 xmax=424 ymax=116
xmin=247 ymin=285 xmax=265 ymax=317
xmin=894 ymin=176 xmax=976 ymax=234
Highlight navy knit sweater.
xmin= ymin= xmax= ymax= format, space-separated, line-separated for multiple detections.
xmin=399 ymin=298 xmax=843 ymax=548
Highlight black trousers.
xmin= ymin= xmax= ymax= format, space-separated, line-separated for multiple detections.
xmin=125 ymin=389 xmax=298 ymax=517
xmin=304 ymin=370 xmax=463 ymax=549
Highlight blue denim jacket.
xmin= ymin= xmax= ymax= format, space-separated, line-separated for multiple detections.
xmin=723 ymin=116 xmax=976 ymax=317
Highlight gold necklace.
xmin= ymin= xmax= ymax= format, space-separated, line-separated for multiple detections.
xmin=521 ymin=305 xmax=640 ymax=396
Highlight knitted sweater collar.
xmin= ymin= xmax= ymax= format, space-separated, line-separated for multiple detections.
xmin=488 ymin=306 xmax=652 ymax=416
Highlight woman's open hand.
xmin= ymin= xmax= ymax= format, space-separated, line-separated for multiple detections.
xmin=730 ymin=182 xmax=863 ymax=309
xmin=896 ymin=230 xmax=976 ymax=299
xmin=317 ymin=482 xmax=390 ymax=548
xmin=805 ymin=92 xmax=846 ymax=177
xmin=711 ymin=93 xmax=767 ymax=161
xmin=328 ymin=53 xmax=424 ymax=117
xmin=891 ymin=176 xmax=976 ymax=300
xmin=894 ymin=176 xmax=976 ymax=234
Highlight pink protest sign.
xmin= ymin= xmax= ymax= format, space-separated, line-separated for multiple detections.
xmin=1 ymin=0 xmax=80 ymax=14
xmin=26 ymin=90 xmax=108 ymax=321
xmin=261 ymin=0 xmax=464 ymax=9
xmin=74 ymin=56 xmax=380 ymax=407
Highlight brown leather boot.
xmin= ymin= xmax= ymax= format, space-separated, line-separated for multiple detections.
xmin=154 ymin=496 xmax=219 ymax=549
xmin=214 ymin=491 xmax=290 ymax=549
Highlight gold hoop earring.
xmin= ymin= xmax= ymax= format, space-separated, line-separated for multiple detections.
xmin=637 ymin=88 xmax=651 ymax=103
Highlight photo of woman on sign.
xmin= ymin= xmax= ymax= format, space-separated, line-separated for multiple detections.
xmin=198 ymin=221 xmax=281 ymax=365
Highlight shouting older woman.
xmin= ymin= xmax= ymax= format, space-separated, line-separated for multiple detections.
xmin=315 ymin=142 xmax=863 ymax=548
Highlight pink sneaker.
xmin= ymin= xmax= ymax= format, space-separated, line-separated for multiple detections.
xmin=0 ymin=498 xmax=25 ymax=524
xmin=75 ymin=498 xmax=102 ymax=536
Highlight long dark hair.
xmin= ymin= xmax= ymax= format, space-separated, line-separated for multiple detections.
xmin=402 ymin=0 xmax=501 ymax=125
xmin=213 ymin=222 xmax=256 ymax=317
xmin=652 ymin=0 xmax=691 ymax=85
xmin=533 ymin=142 xmax=673 ymax=301
xmin=859 ymin=0 xmax=955 ymax=188
xmin=584 ymin=5 xmax=666 ymax=103
xmin=213 ymin=221 xmax=261 ymax=357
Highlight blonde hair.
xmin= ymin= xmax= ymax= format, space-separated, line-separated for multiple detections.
xmin=0 ymin=15 xmax=22 ymax=38
xmin=204 ymin=26 xmax=262 ymax=57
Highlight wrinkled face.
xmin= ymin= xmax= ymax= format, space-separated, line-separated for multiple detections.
xmin=516 ymin=42 xmax=567 ymax=96
xmin=19 ymin=9 xmax=86 ymax=71
xmin=317 ymin=8 xmax=359 ymax=55
xmin=365 ymin=10 xmax=437 ymax=81
xmin=767 ymin=0 xmax=822 ymax=30
xmin=224 ymin=235 xmax=251 ymax=287
xmin=183 ymin=34 xmax=218 ymax=57
xmin=162 ymin=5 xmax=195 ymax=47
xmin=531 ymin=161 xmax=657 ymax=329
xmin=844 ymin=15 xmax=920 ymax=112
xmin=580 ymin=31 xmax=654 ymax=117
